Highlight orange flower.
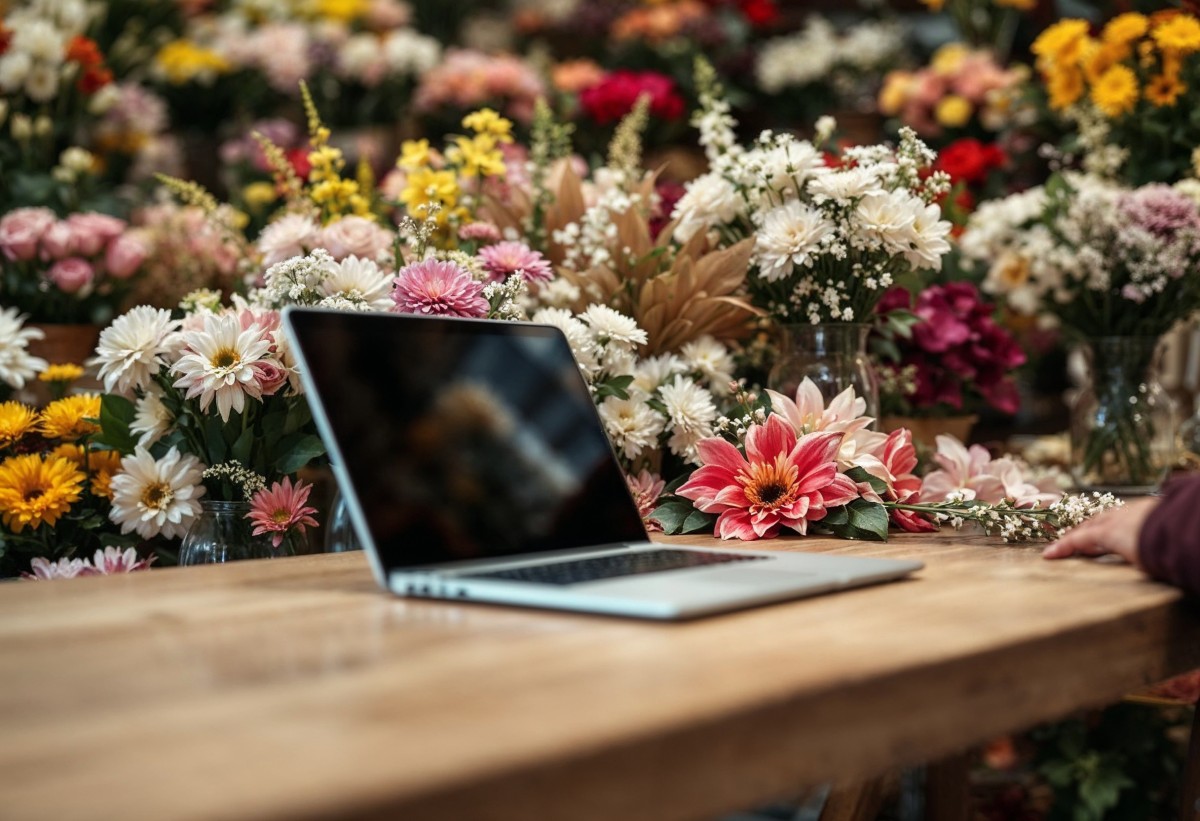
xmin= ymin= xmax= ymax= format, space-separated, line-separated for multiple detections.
xmin=1146 ymin=72 xmax=1186 ymax=106
xmin=65 ymin=35 xmax=104 ymax=68
xmin=552 ymin=59 xmax=606 ymax=94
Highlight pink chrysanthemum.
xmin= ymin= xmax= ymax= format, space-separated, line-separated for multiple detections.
xmin=477 ymin=241 xmax=554 ymax=284
xmin=676 ymin=416 xmax=860 ymax=541
xmin=247 ymin=477 xmax=319 ymax=548
xmin=458 ymin=222 xmax=503 ymax=244
xmin=625 ymin=469 xmax=665 ymax=532
xmin=392 ymin=259 xmax=489 ymax=317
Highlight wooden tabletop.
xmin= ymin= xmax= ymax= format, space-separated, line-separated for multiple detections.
xmin=2 ymin=531 xmax=1199 ymax=821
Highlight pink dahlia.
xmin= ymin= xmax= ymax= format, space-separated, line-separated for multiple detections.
xmin=392 ymin=259 xmax=488 ymax=317
xmin=676 ymin=416 xmax=859 ymax=540
xmin=247 ymin=477 xmax=319 ymax=548
xmin=477 ymin=241 xmax=554 ymax=284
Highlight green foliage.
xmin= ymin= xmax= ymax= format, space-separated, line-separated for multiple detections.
xmin=649 ymin=499 xmax=716 ymax=535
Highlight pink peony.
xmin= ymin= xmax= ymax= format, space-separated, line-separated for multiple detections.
xmin=317 ymin=216 xmax=393 ymax=261
xmin=39 ymin=221 xmax=76 ymax=260
xmin=247 ymin=477 xmax=319 ymax=548
xmin=104 ymin=231 xmax=149 ymax=279
xmin=918 ymin=435 xmax=1058 ymax=509
xmin=677 ymin=416 xmax=860 ymax=540
xmin=66 ymin=212 xmax=127 ymax=256
xmin=47 ymin=257 xmax=95 ymax=293
xmin=0 ymin=207 xmax=56 ymax=261
xmin=392 ymin=259 xmax=488 ymax=317
xmin=477 ymin=240 xmax=554 ymax=283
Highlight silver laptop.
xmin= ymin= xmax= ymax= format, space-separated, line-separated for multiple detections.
xmin=283 ymin=308 xmax=922 ymax=620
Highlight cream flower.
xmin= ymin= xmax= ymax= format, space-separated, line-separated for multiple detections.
xmin=671 ymin=172 xmax=741 ymax=243
xmin=91 ymin=306 xmax=179 ymax=396
xmin=320 ymin=255 xmax=395 ymax=311
xmin=680 ymin=336 xmax=735 ymax=394
xmin=754 ymin=200 xmax=835 ymax=282
xmin=659 ymin=375 xmax=717 ymax=463
xmin=131 ymin=389 xmax=172 ymax=447
xmin=598 ymin=396 xmax=665 ymax=461
xmin=0 ymin=307 xmax=47 ymax=390
xmin=579 ymin=304 xmax=648 ymax=348
xmin=171 ymin=312 xmax=272 ymax=422
xmin=108 ymin=447 xmax=206 ymax=540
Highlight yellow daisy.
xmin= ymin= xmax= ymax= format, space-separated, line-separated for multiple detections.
xmin=0 ymin=454 xmax=85 ymax=533
xmin=1032 ymin=20 xmax=1092 ymax=65
xmin=37 ymin=364 xmax=84 ymax=384
xmin=1090 ymin=64 xmax=1139 ymax=117
xmin=1153 ymin=14 xmax=1200 ymax=54
xmin=1145 ymin=72 xmax=1186 ymax=107
xmin=0 ymin=402 xmax=38 ymax=450
xmin=1103 ymin=13 xmax=1149 ymax=46
xmin=39 ymin=394 xmax=102 ymax=442
xmin=447 ymin=134 xmax=507 ymax=178
xmin=1046 ymin=68 xmax=1085 ymax=110
xmin=86 ymin=449 xmax=123 ymax=500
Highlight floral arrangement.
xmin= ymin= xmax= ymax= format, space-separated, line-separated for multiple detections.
xmin=872 ymin=282 xmax=1025 ymax=418
xmin=1031 ymin=11 xmax=1200 ymax=185
xmin=0 ymin=208 xmax=146 ymax=323
xmin=671 ymin=60 xmax=954 ymax=325
xmin=878 ymin=44 xmax=1028 ymax=141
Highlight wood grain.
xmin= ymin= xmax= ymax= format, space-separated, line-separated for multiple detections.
xmin=1 ymin=530 xmax=1198 ymax=821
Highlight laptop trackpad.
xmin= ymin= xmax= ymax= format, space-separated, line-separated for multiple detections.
xmin=700 ymin=568 xmax=822 ymax=587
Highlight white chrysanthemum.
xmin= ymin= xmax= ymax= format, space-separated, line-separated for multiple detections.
xmin=257 ymin=213 xmax=320 ymax=267
xmin=320 ymin=255 xmax=394 ymax=311
xmin=531 ymin=307 xmax=598 ymax=376
xmin=171 ymin=312 xmax=272 ymax=421
xmin=91 ymin=306 xmax=180 ymax=396
xmin=579 ymin=304 xmax=648 ymax=348
xmin=754 ymin=200 xmax=835 ymax=282
xmin=131 ymin=389 xmax=172 ymax=447
xmin=597 ymin=396 xmax=665 ymax=461
xmin=680 ymin=336 xmax=735 ymax=394
xmin=632 ymin=353 xmax=685 ymax=395
xmin=671 ymin=172 xmax=741 ymax=243
xmin=0 ymin=307 xmax=47 ymax=390
xmin=903 ymin=202 xmax=953 ymax=271
xmin=748 ymin=140 xmax=826 ymax=200
xmin=808 ymin=168 xmax=881 ymax=203
xmin=658 ymin=375 xmax=717 ymax=463
xmin=535 ymin=278 xmax=581 ymax=309
xmin=854 ymin=189 xmax=919 ymax=255
xmin=108 ymin=447 xmax=206 ymax=540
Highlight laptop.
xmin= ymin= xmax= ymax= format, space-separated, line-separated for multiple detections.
xmin=283 ymin=308 xmax=922 ymax=620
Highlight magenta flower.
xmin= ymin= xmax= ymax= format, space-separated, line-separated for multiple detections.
xmin=247 ymin=477 xmax=319 ymax=548
xmin=477 ymin=241 xmax=554 ymax=284
xmin=392 ymin=259 xmax=488 ymax=317
xmin=676 ymin=416 xmax=860 ymax=540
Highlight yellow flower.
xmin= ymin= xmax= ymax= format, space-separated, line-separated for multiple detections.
xmin=1046 ymin=68 xmax=1085 ymax=110
xmin=154 ymin=40 xmax=231 ymax=85
xmin=462 ymin=108 xmax=515 ymax=143
xmin=1033 ymin=20 xmax=1092 ymax=65
xmin=1082 ymin=40 xmax=1130 ymax=83
xmin=993 ymin=0 xmax=1035 ymax=11
xmin=0 ymin=402 xmax=37 ymax=449
xmin=1153 ymin=14 xmax=1200 ymax=54
xmin=1145 ymin=72 xmax=1186 ymax=106
xmin=1103 ymin=13 xmax=1149 ymax=45
xmin=401 ymin=167 xmax=461 ymax=224
xmin=1090 ymin=64 xmax=1139 ymax=117
xmin=39 ymin=394 xmax=102 ymax=442
xmin=241 ymin=182 xmax=278 ymax=211
xmin=931 ymin=43 xmax=970 ymax=76
xmin=877 ymin=71 xmax=913 ymax=116
xmin=0 ymin=454 xmax=84 ymax=533
xmin=37 ymin=364 xmax=84 ymax=384
xmin=86 ymin=449 xmax=122 ymax=500
xmin=447 ymin=134 xmax=506 ymax=178
xmin=313 ymin=0 xmax=367 ymax=22
xmin=398 ymin=139 xmax=432 ymax=170
xmin=935 ymin=95 xmax=973 ymax=128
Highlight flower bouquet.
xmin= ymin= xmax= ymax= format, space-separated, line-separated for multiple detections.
xmin=960 ymin=174 xmax=1200 ymax=490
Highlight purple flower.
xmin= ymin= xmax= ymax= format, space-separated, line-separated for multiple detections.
xmin=1119 ymin=185 xmax=1200 ymax=239
xmin=392 ymin=259 xmax=488 ymax=317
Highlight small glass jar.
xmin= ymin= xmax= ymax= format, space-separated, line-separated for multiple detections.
xmin=178 ymin=501 xmax=300 ymax=566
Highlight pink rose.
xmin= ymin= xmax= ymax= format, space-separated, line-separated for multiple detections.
xmin=0 ymin=207 xmax=56 ymax=261
xmin=104 ymin=231 xmax=149 ymax=279
xmin=317 ymin=216 xmax=392 ymax=261
xmin=39 ymin=221 xmax=76 ymax=260
xmin=251 ymin=359 xmax=289 ymax=396
xmin=47 ymin=257 xmax=95 ymax=294
xmin=66 ymin=212 xmax=127 ymax=256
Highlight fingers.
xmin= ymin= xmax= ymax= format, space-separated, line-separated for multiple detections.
xmin=1042 ymin=525 xmax=1113 ymax=560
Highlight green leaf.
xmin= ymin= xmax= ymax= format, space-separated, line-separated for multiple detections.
xmin=230 ymin=426 xmax=255 ymax=466
xmin=594 ymin=374 xmax=635 ymax=401
xmin=1040 ymin=760 xmax=1075 ymax=788
xmin=648 ymin=500 xmax=694 ymax=535
xmin=844 ymin=466 xmax=887 ymax=497
xmin=283 ymin=399 xmax=312 ymax=436
xmin=274 ymin=434 xmax=326 ymax=475
xmin=93 ymin=394 xmax=138 ymax=455
xmin=846 ymin=500 xmax=889 ymax=541
xmin=680 ymin=508 xmax=717 ymax=535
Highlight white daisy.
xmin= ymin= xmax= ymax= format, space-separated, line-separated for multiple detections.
xmin=579 ymin=304 xmax=648 ymax=348
xmin=171 ymin=312 xmax=272 ymax=422
xmin=754 ymin=200 xmax=835 ymax=282
xmin=0 ymin=307 xmax=47 ymax=390
xmin=597 ymin=396 xmax=665 ymax=461
xmin=319 ymin=255 xmax=394 ymax=311
xmin=131 ymin=389 xmax=173 ymax=447
xmin=680 ymin=336 xmax=736 ymax=394
xmin=90 ymin=306 xmax=179 ymax=396
xmin=658 ymin=375 xmax=717 ymax=463
xmin=108 ymin=447 xmax=206 ymax=540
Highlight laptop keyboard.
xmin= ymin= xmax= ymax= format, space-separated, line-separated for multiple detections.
xmin=459 ymin=549 xmax=771 ymax=587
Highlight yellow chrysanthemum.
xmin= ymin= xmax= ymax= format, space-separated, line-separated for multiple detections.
xmin=155 ymin=40 xmax=231 ymax=85
xmin=401 ymin=167 xmax=461 ymax=224
xmin=0 ymin=454 xmax=84 ymax=533
xmin=241 ymin=182 xmax=277 ymax=211
xmin=462 ymin=108 xmax=515 ymax=143
xmin=931 ymin=43 xmax=970 ymax=76
xmin=1090 ymin=64 xmax=1139 ymax=117
xmin=0 ymin=402 xmax=38 ymax=449
xmin=1153 ymin=14 xmax=1200 ymax=54
xmin=86 ymin=449 xmax=122 ymax=500
xmin=935 ymin=95 xmax=973 ymax=128
xmin=447 ymin=134 xmax=506 ymax=178
xmin=993 ymin=0 xmax=1035 ymax=11
xmin=1103 ymin=12 xmax=1149 ymax=45
xmin=37 ymin=364 xmax=84 ymax=384
xmin=1033 ymin=20 xmax=1092 ymax=65
xmin=39 ymin=394 xmax=102 ymax=442
xmin=1145 ymin=72 xmax=1186 ymax=106
xmin=398 ymin=139 xmax=432 ymax=171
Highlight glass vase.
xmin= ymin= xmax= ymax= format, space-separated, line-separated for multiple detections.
xmin=178 ymin=501 xmax=300 ymax=566
xmin=323 ymin=488 xmax=362 ymax=553
xmin=768 ymin=323 xmax=880 ymax=420
xmin=1070 ymin=337 xmax=1176 ymax=494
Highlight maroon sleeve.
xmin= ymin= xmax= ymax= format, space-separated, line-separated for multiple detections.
xmin=1138 ymin=475 xmax=1200 ymax=595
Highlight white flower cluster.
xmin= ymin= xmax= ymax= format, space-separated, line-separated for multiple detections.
xmin=0 ymin=307 xmax=48 ymax=392
xmin=531 ymin=305 xmax=732 ymax=467
xmin=0 ymin=0 xmax=94 ymax=104
xmin=551 ymin=187 xmax=646 ymax=274
xmin=756 ymin=16 xmax=906 ymax=96
xmin=252 ymin=249 xmax=395 ymax=312
xmin=928 ymin=492 xmax=1122 ymax=543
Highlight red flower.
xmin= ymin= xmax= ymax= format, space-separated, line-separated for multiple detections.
xmin=77 ymin=66 xmax=113 ymax=95
xmin=933 ymin=138 xmax=1007 ymax=186
xmin=0 ymin=26 xmax=12 ymax=57
xmin=578 ymin=70 xmax=686 ymax=125
xmin=286 ymin=148 xmax=312 ymax=180
xmin=676 ymin=416 xmax=859 ymax=540
xmin=65 ymin=35 xmax=104 ymax=68
xmin=737 ymin=0 xmax=780 ymax=27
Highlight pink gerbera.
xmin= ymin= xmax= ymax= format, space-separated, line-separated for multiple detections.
xmin=676 ymin=415 xmax=860 ymax=540
xmin=392 ymin=259 xmax=489 ymax=317
xmin=247 ymin=477 xmax=319 ymax=548
xmin=477 ymin=241 xmax=554 ymax=284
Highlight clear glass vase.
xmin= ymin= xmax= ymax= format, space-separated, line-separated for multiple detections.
xmin=323 ymin=488 xmax=362 ymax=553
xmin=178 ymin=501 xmax=300 ymax=566
xmin=768 ymin=323 xmax=880 ymax=420
xmin=1070 ymin=337 xmax=1176 ymax=494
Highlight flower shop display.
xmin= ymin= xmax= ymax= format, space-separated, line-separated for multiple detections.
xmin=917 ymin=0 xmax=1038 ymax=59
xmin=670 ymin=60 xmax=954 ymax=416
xmin=412 ymin=48 xmax=545 ymax=136
xmin=961 ymin=174 xmax=1200 ymax=491
xmin=1030 ymin=11 xmax=1200 ymax=186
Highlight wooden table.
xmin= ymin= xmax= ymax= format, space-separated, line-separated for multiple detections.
xmin=2 ymin=531 xmax=1199 ymax=821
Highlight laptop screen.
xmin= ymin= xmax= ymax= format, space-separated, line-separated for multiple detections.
xmin=286 ymin=310 xmax=649 ymax=569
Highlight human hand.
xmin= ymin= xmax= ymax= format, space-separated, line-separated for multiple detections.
xmin=1041 ymin=497 xmax=1160 ymax=567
